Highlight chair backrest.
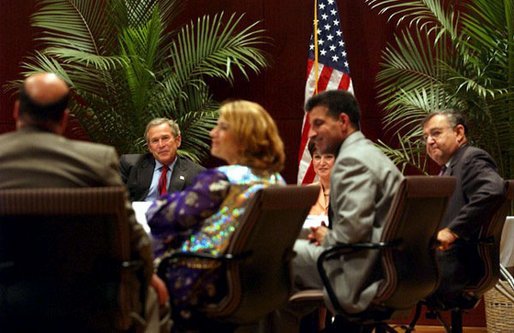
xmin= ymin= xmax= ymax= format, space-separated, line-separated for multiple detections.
xmin=0 ymin=187 xmax=134 ymax=331
xmin=465 ymin=179 xmax=514 ymax=299
xmin=203 ymin=185 xmax=319 ymax=324
xmin=372 ymin=176 xmax=456 ymax=315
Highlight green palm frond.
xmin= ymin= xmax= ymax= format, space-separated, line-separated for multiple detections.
xmin=169 ymin=12 xmax=268 ymax=88
xmin=383 ymin=86 xmax=454 ymax=134
xmin=367 ymin=0 xmax=514 ymax=180
xmin=14 ymin=0 xmax=270 ymax=162
xmin=377 ymin=28 xmax=445 ymax=105
xmin=32 ymin=0 xmax=114 ymax=54
xmin=377 ymin=136 xmax=428 ymax=174
xmin=365 ymin=0 xmax=458 ymax=39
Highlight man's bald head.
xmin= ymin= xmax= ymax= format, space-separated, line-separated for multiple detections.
xmin=18 ymin=72 xmax=70 ymax=122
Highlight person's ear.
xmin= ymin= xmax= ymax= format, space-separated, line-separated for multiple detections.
xmin=175 ymin=135 xmax=182 ymax=148
xmin=13 ymin=100 xmax=20 ymax=121
xmin=57 ymin=109 xmax=69 ymax=134
xmin=338 ymin=113 xmax=350 ymax=129
xmin=455 ymin=124 xmax=466 ymax=143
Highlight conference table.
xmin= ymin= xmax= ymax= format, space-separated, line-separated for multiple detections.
xmin=131 ymin=200 xmax=513 ymax=268
xmin=133 ymin=201 xmax=327 ymax=238
xmin=132 ymin=201 xmax=152 ymax=234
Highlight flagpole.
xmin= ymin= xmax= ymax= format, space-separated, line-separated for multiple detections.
xmin=313 ymin=0 xmax=319 ymax=94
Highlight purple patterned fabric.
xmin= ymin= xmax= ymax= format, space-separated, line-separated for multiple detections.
xmin=146 ymin=165 xmax=285 ymax=325
xmin=147 ymin=169 xmax=230 ymax=258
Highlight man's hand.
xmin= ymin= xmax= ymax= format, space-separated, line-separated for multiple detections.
xmin=308 ymin=221 xmax=329 ymax=246
xmin=150 ymin=273 xmax=169 ymax=306
xmin=437 ymin=227 xmax=458 ymax=251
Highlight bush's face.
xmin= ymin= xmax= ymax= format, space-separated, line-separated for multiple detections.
xmin=147 ymin=123 xmax=181 ymax=165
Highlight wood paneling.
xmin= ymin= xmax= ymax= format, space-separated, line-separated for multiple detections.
xmin=0 ymin=1 xmax=490 ymax=327
xmin=0 ymin=0 xmax=36 ymax=122
xmin=0 ymin=0 xmax=395 ymax=183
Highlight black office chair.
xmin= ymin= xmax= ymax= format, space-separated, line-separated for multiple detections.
xmin=315 ymin=176 xmax=456 ymax=332
xmin=407 ymin=179 xmax=514 ymax=333
xmin=157 ymin=185 xmax=319 ymax=332
xmin=0 ymin=187 xmax=145 ymax=332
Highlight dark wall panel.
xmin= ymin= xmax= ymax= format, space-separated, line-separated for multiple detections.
xmin=0 ymin=0 xmax=392 ymax=184
xmin=0 ymin=0 xmax=489 ymax=327
xmin=0 ymin=0 xmax=35 ymax=130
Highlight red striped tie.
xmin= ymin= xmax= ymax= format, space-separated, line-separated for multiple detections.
xmin=158 ymin=165 xmax=169 ymax=195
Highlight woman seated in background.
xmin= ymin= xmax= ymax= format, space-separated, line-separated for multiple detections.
xmin=307 ymin=140 xmax=335 ymax=216
xmin=302 ymin=141 xmax=335 ymax=240
xmin=146 ymin=100 xmax=286 ymax=330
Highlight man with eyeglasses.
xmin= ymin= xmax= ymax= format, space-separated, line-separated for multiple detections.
xmin=422 ymin=110 xmax=505 ymax=307
xmin=120 ymin=118 xmax=205 ymax=202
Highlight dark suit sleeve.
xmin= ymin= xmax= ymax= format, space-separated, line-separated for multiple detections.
xmin=168 ymin=156 xmax=206 ymax=193
xmin=119 ymin=154 xmax=131 ymax=184
xmin=184 ymin=160 xmax=206 ymax=187
xmin=105 ymin=150 xmax=153 ymax=284
xmin=449 ymin=150 xmax=505 ymax=240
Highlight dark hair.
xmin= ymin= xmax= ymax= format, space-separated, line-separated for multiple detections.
xmin=305 ymin=90 xmax=360 ymax=130
xmin=422 ymin=110 xmax=468 ymax=135
xmin=18 ymin=85 xmax=69 ymax=122
xmin=307 ymin=140 xmax=316 ymax=157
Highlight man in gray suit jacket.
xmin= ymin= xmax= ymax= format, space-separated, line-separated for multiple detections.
xmin=120 ymin=118 xmax=204 ymax=202
xmin=265 ymin=90 xmax=403 ymax=333
xmin=0 ymin=72 xmax=169 ymax=331
xmin=422 ymin=111 xmax=505 ymax=307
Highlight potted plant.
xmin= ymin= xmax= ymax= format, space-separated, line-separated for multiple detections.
xmin=13 ymin=0 xmax=269 ymax=162
xmin=365 ymin=0 xmax=513 ymax=181
xmin=366 ymin=2 xmax=514 ymax=328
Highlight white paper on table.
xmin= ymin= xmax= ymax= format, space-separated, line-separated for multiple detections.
xmin=132 ymin=201 xmax=152 ymax=234
xmin=501 ymin=216 xmax=514 ymax=267
xmin=303 ymin=214 xmax=328 ymax=229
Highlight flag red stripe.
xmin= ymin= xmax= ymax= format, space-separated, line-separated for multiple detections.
xmin=316 ymin=66 xmax=334 ymax=92
xmin=338 ymin=73 xmax=351 ymax=90
xmin=305 ymin=60 xmax=314 ymax=80
xmin=301 ymin=163 xmax=316 ymax=185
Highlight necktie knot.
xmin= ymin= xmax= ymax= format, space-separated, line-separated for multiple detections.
xmin=158 ymin=165 xmax=169 ymax=195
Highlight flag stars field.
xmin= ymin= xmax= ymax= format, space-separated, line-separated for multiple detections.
xmin=298 ymin=0 xmax=354 ymax=185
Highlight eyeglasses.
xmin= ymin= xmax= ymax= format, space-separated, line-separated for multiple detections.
xmin=422 ymin=126 xmax=454 ymax=143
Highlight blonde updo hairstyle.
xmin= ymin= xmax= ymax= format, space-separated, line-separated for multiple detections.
xmin=219 ymin=100 xmax=285 ymax=173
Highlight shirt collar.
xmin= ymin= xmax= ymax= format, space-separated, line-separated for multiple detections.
xmin=154 ymin=156 xmax=177 ymax=171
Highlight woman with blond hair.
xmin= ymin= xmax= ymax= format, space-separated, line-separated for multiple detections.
xmin=146 ymin=100 xmax=285 ymax=330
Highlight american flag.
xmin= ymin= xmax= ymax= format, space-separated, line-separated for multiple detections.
xmin=297 ymin=0 xmax=353 ymax=184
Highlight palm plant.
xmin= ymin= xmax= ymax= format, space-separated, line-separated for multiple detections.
xmin=365 ymin=0 xmax=514 ymax=179
xmin=15 ymin=0 xmax=269 ymax=162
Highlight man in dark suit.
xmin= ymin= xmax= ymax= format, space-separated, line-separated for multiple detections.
xmin=0 ymin=72 xmax=169 ymax=331
xmin=120 ymin=118 xmax=204 ymax=202
xmin=422 ymin=110 xmax=506 ymax=306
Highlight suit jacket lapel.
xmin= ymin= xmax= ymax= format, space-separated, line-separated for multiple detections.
xmin=138 ymin=154 xmax=155 ymax=199
xmin=168 ymin=157 xmax=187 ymax=193
xmin=446 ymin=145 xmax=468 ymax=176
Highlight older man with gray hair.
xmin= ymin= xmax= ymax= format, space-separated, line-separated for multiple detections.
xmin=120 ymin=118 xmax=205 ymax=202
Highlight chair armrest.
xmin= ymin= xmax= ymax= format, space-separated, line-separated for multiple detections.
xmin=156 ymin=250 xmax=252 ymax=278
xmin=167 ymin=251 xmax=251 ymax=262
xmin=319 ymin=241 xmax=401 ymax=262
xmin=316 ymin=240 xmax=402 ymax=314
xmin=121 ymin=259 xmax=144 ymax=271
